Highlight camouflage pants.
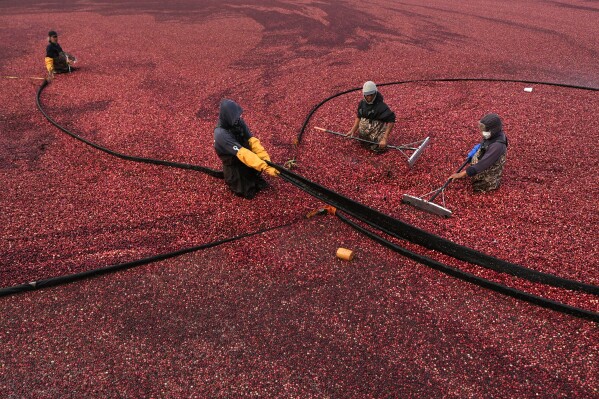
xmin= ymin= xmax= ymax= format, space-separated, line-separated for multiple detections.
xmin=358 ymin=118 xmax=387 ymax=152
xmin=52 ymin=53 xmax=71 ymax=73
xmin=471 ymin=152 xmax=507 ymax=192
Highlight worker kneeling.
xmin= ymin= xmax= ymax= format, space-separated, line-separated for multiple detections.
xmin=214 ymin=99 xmax=279 ymax=199
xmin=450 ymin=113 xmax=508 ymax=192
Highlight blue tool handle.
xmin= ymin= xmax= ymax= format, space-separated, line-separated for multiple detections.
xmin=467 ymin=143 xmax=481 ymax=160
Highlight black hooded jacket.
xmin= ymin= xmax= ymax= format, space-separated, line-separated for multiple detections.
xmin=213 ymin=99 xmax=264 ymax=199
xmin=466 ymin=113 xmax=508 ymax=176
xmin=356 ymin=92 xmax=396 ymax=123
xmin=214 ymin=99 xmax=253 ymax=157
xmin=46 ymin=42 xmax=63 ymax=59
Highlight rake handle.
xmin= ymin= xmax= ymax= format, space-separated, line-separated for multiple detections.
xmin=315 ymin=127 xmax=396 ymax=149
xmin=429 ymin=158 xmax=471 ymax=202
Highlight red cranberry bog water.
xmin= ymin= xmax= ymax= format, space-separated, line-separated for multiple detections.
xmin=1 ymin=1 xmax=598 ymax=397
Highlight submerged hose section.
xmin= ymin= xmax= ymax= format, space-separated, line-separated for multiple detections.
xmin=335 ymin=212 xmax=599 ymax=323
xmin=36 ymin=80 xmax=224 ymax=178
xmin=0 ymin=221 xmax=296 ymax=297
xmin=271 ymin=162 xmax=599 ymax=295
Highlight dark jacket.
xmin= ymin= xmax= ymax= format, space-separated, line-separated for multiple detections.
xmin=213 ymin=99 xmax=262 ymax=199
xmin=466 ymin=114 xmax=508 ymax=176
xmin=214 ymin=100 xmax=253 ymax=157
xmin=46 ymin=42 xmax=63 ymax=59
xmin=357 ymin=93 xmax=396 ymax=123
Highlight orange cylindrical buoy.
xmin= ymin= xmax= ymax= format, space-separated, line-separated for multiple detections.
xmin=336 ymin=247 xmax=354 ymax=261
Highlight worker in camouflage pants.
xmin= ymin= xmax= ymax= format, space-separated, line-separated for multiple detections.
xmin=450 ymin=113 xmax=508 ymax=192
xmin=347 ymin=81 xmax=396 ymax=153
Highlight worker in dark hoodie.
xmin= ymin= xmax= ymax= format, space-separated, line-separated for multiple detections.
xmin=450 ymin=113 xmax=508 ymax=192
xmin=45 ymin=30 xmax=75 ymax=80
xmin=214 ymin=99 xmax=279 ymax=199
xmin=347 ymin=81 xmax=396 ymax=152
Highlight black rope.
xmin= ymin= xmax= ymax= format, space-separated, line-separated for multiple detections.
xmin=0 ymin=221 xmax=296 ymax=297
xmin=335 ymin=212 xmax=598 ymax=323
xmin=36 ymin=80 xmax=224 ymax=178
xmin=271 ymin=163 xmax=599 ymax=295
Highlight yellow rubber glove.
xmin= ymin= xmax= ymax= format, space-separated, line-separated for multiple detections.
xmin=264 ymin=166 xmax=280 ymax=177
xmin=236 ymin=147 xmax=279 ymax=177
xmin=248 ymin=137 xmax=271 ymax=162
xmin=45 ymin=57 xmax=54 ymax=73
xmin=236 ymin=147 xmax=268 ymax=171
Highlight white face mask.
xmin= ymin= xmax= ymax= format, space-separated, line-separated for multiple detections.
xmin=482 ymin=131 xmax=491 ymax=139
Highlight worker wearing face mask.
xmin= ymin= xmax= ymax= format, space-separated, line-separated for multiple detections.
xmin=449 ymin=113 xmax=508 ymax=192
xmin=347 ymin=81 xmax=396 ymax=152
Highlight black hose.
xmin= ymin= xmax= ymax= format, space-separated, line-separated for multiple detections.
xmin=335 ymin=212 xmax=599 ymax=323
xmin=0 ymin=221 xmax=296 ymax=297
xmin=295 ymin=77 xmax=598 ymax=145
xmin=271 ymin=162 xmax=599 ymax=295
xmin=28 ymin=77 xmax=598 ymax=320
xmin=36 ymin=80 xmax=224 ymax=178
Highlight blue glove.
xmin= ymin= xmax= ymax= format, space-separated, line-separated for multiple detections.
xmin=467 ymin=144 xmax=481 ymax=160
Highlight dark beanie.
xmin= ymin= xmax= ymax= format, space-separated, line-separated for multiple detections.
xmin=48 ymin=30 xmax=58 ymax=37
xmin=480 ymin=113 xmax=503 ymax=135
